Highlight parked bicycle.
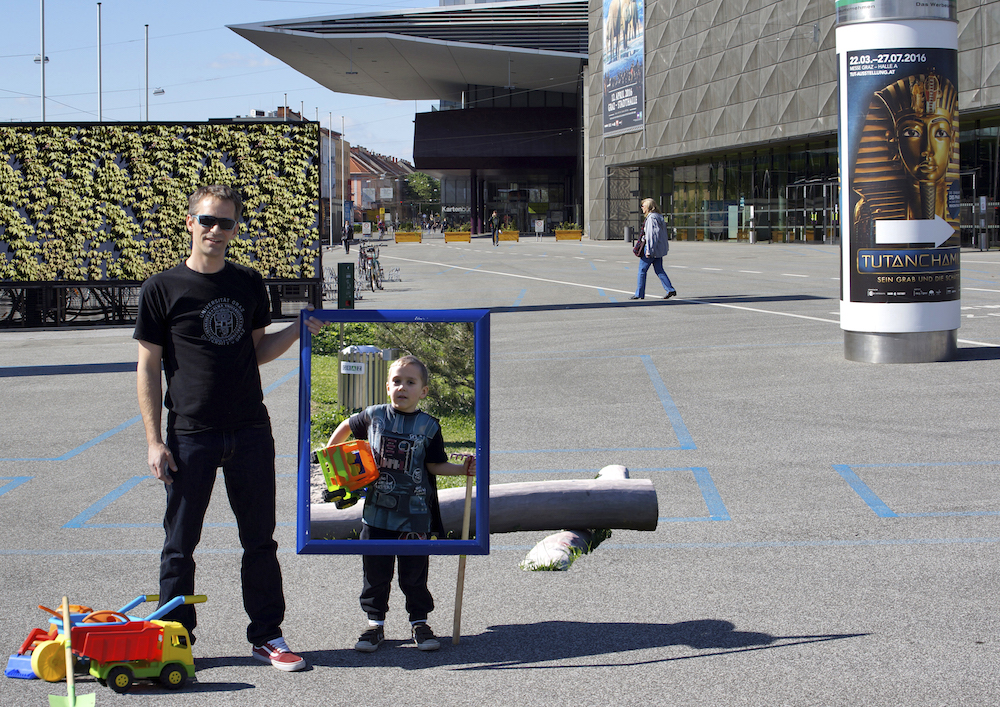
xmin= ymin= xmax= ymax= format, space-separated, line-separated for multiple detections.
xmin=358 ymin=243 xmax=383 ymax=291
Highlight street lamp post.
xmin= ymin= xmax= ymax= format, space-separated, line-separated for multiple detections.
xmin=97 ymin=2 xmax=102 ymax=121
xmin=342 ymin=116 xmax=347 ymax=227
xmin=328 ymin=113 xmax=333 ymax=247
xmin=39 ymin=0 xmax=45 ymax=121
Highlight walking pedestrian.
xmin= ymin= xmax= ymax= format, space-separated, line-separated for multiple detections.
xmin=630 ymin=198 xmax=677 ymax=300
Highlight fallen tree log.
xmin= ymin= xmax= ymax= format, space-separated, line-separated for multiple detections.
xmin=310 ymin=478 xmax=659 ymax=539
xmin=520 ymin=464 xmax=629 ymax=571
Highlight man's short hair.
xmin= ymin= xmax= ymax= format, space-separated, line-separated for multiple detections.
xmin=188 ymin=185 xmax=244 ymax=222
xmin=389 ymin=355 xmax=429 ymax=387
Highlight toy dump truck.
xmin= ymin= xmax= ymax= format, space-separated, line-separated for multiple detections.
xmin=10 ymin=594 xmax=203 ymax=694
xmin=313 ymin=439 xmax=379 ymax=508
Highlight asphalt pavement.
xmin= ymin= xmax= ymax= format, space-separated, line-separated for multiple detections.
xmin=2 ymin=233 xmax=999 ymax=706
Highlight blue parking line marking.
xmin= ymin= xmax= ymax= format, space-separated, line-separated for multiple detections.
xmin=659 ymin=467 xmax=730 ymax=522
xmin=832 ymin=464 xmax=898 ymax=518
xmin=0 ymin=365 xmax=299 ymax=462
xmin=641 ymin=355 xmax=696 ymax=450
xmin=493 ymin=446 xmax=690 ymax=454
xmin=64 ymin=475 xmax=149 ymax=528
xmin=54 ymin=415 xmax=143 ymax=460
xmin=513 ymin=288 xmax=526 ymax=307
xmin=263 ymin=366 xmax=299 ymax=395
xmin=608 ymin=537 xmax=1000 ymax=550
xmin=0 ymin=476 xmax=31 ymax=497
xmin=0 ymin=415 xmax=145 ymax=462
xmin=693 ymin=467 xmax=731 ymax=520
xmin=6 ymin=535 xmax=1000 ymax=557
xmin=896 ymin=510 xmax=1000 ymax=518
xmin=65 ymin=474 xmax=298 ymax=529
xmin=495 ymin=356 xmax=693 ymax=455
xmin=834 ymin=461 xmax=1000 ymax=519
xmin=493 ymin=468 xmax=615 ymax=474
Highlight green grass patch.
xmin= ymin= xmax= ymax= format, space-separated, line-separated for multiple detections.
xmin=436 ymin=411 xmax=476 ymax=490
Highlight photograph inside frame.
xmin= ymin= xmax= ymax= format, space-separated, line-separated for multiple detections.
xmin=297 ymin=310 xmax=490 ymax=556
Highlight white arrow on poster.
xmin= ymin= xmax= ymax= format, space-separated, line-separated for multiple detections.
xmin=874 ymin=216 xmax=954 ymax=247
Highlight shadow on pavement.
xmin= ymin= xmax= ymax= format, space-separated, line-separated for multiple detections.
xmin=0 ymin=362 xmax=137 ymax=377
xmin=300 ymin=619 xmax=866 ymax=672
xmin=489 ymin=294 xmax=830 ymax=315
xmin=954 ymin=346 xmax=1000 ymax=361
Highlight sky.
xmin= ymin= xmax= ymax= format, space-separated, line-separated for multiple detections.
xmin=1 ymin=0 xmax=439 ymax=163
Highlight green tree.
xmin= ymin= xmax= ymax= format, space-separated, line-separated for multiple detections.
xmin=375 ymin=321 xmax=474 ymax=416
xmin=404 ymin=172 xmax=440 ymax=205
xmin=312 ymin=320 xmax=474 ymax=417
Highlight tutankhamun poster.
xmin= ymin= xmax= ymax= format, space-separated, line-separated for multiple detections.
xmin=846 ymin=48 xmax=960 ymax=304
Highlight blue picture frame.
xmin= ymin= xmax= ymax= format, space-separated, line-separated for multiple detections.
xmin=297 ymin=308 xmax=490 ymax=555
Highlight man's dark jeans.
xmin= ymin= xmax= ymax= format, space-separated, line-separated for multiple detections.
xmin=159 ymin=424 xmax=285 ymax=645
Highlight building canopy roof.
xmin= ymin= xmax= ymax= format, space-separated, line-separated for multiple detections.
xmin=228 ymin=0 xmax=587 ymax=102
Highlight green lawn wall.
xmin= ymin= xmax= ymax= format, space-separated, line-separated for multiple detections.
xmin=0 ymin=122 xmax=320 ymax=282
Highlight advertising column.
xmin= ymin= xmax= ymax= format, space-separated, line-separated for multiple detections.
xmin=837 ymin=0 xmax=959 ymax=363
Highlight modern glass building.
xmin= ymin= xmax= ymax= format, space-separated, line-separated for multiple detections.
xmin=234 ymin=0 xmax=1000 ymax=244
xmin=587 ymin=0 xmax=1000 ymax=247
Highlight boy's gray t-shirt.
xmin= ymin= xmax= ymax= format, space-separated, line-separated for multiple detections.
xmin=349 ymin=404 xmax=447 ymax=534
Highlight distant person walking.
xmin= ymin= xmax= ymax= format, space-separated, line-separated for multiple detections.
xmin=490 ymin=210 xmax=500 ymax=247
xmin=343 ymin=220 xmax=352 ymax=254
xmin=630 ymin=198 xmax=677 ymax=300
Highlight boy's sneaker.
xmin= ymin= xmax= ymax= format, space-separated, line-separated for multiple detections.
xmin=354 ymin=625 xmax=384 ymax=653
xmin=411 ymin=623 xmax=440 ymax=651
xmin=251 ymin=636 xmax=306 ymax=672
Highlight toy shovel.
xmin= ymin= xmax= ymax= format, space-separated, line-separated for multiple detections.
xmin=49 ymin=597 xmax=95 ymax=707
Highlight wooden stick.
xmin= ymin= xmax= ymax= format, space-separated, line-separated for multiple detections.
xmin=62 ymin=597 xmax=76 ymax=704
xmin=452 ymin=466 xmax=475 ymax=645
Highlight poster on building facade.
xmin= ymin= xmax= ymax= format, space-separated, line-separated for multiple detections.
xmin=602 ymin=0 xmax=644 ymax=136
xmin=844 ymin=46 xmax=960 ymax=304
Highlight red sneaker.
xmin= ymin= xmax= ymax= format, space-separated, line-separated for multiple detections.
xmin=252 ymin=637 xmax=306 ymax=672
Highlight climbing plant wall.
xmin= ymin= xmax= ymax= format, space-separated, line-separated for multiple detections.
xmin=0 ymin=122 xmax=320 ymax=282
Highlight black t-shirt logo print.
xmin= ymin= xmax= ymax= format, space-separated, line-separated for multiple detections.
xmin=202 ymin=298 xmax=245 ymax=346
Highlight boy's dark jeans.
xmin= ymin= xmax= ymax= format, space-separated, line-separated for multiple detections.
xmin=360 ymin=525 xmax=434 ymax=623
xmin=159 ymin=425 xmax=285 ymax=646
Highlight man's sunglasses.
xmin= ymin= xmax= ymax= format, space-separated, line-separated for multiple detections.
xmin=192 ymin=214 xmax=238 ymax=230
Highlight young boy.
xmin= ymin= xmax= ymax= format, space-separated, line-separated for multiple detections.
xmin=327 ymin=355 xmax=475 ymax=652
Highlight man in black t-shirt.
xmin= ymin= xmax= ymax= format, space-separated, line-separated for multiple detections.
xmin=135 ymin=185 xmax=323 ymax=672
